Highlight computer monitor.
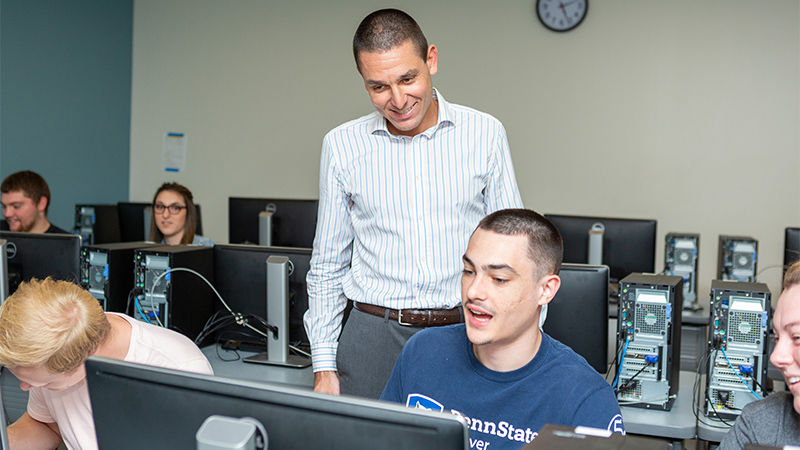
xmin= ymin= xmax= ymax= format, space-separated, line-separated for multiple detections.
xmin=784 ymin=227 xmax=800 ymax=277
xmin=213 ymin=244 xmax=311 ymax=348
xmin=0 ymin=240 xmax=7 ymax=303
xmin=0 ymin=231 xmax=81 ymax=296
xmin=86 ymin=357 xmax=468 ymax=449
xmin=228 ymin=197 xmax=318 ymax=247
xmin=545 ymin=214 xmax=657 ymax=283
xmin=542 ymin=263 xmax=609 ymax=374
xmin=74 ymin=204 xmax=121 ymax=244
xmin=117 ymin=202 xmax=151 ymax=242
xmin=118 ymin=202 xmax=203 ymax=241
xmin=0 ymin=367 xmax=10 ymax=450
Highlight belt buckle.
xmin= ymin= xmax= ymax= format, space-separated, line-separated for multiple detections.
xmin=397 ymin=309 xmax=413 ymax=326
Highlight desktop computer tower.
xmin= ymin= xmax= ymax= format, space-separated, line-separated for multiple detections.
xmin=74 ymin=204 xmax=121 ymax=245
xmin=664 ymin=233 xmax=699 ymax=310
xmin=133 ymin=245 xmax=214 ymax=340
xmin=717 ymin=235 xmax=758 ymax=282
xmin=80 ymin=242 xmax=160 ymax=312
xmin=705 ymin=280 xmax=770 ymax=420
xmin=616 ymin=273 xmax=682 ymax=411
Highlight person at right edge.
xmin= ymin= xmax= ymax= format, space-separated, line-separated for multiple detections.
xmin=303 ymin=8 xmax=523 ymax=398
xmin=719 ymin=261 xmax=800 ymax=448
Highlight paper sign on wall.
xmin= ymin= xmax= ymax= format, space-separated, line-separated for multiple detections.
xmin=162 ymin=132 xmax=187 ymax=172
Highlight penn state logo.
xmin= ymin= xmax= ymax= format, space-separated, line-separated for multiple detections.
xmin=607 ymin=414 xmax=625 ymax=435
xmin=406 ymin=394 xmax=444 ymax=412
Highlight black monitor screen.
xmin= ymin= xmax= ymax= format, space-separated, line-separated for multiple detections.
xmin=86 ymin=357 xmax=468 ymax=450
xmin=74 ymin=204 xmax=121 ymax=244
xmin=117 ymin=202 xmax=150 ymax=242
xmin=542 ymin=263 xmax=609 ymax=374
xmin=545 ymin=214 xmax=656 ymax=283
xmin=228 ymin=197 xmax=317 ymax=247
xmin=213 ymin=244 xmax=311 ymax=346
xmin=784 ymin=227 xmax=800 ymax=278
xmin=118 ymin=202 xmax=203 ymax=241
xmin=1 ymin=231 xmax=81 ymax=296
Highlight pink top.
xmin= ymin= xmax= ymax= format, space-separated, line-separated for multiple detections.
xmin=27 ymin=313 xmax=213 ymax=450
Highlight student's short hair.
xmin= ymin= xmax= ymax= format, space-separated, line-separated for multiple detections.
xmin=0 ymin=170 xmax=51 ymax=213
xmin=477 ymin=209 xmax=563 ymax=279
xmin=0 ymin=278 xmax=110 ymax=373
xmin=353 ymin=9 xmax=428 ymax=69
xmin=783 ymin=261 xmax=800 ymax=291
xmin=149 ymin=182 xmax=198 ymax=245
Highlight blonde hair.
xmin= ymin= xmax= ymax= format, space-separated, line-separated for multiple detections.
xmin=0 ymin=278 xmax=110 ymax=373
xmin=784 ymin=261 xmax=800 ymax=292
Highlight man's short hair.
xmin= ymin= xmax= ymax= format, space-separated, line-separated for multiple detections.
xmin=477 ymin=209 xmax=563 ymax=279
xmin=1 ymin=170 xmax=51 ymax=213
xmin=353 ymin=9 xmax=428 ymax=69
xmin=0 ymin=278 xmax=110 ymax=373
xmin=783 ymin=261 xmax=800 ymax=291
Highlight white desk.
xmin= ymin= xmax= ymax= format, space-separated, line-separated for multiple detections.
xmin=619 ymin=371 xmax=698 ymax=440
xmin=202 ymin=344 xmax=314 ymax=388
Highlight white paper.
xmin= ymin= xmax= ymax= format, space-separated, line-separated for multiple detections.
xmin=162 ymin=132 xmax=187 ymax=172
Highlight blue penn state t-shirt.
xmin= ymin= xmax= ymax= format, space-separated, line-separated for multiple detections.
xmin=381 ymin=324 xmax=624 ymax=449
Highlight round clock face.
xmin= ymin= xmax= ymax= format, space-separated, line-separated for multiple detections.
xmin=537 ymin=0 xmax=588 ymax=32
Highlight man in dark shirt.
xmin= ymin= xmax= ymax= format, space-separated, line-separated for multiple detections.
xmin=1 ymin=171 xmax=68 ymax=234
xmin=381 ymin=209 xmax=623 ymax=449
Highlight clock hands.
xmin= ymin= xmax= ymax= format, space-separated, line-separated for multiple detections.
xmin=558 ymin=1 xmax=581 ymax=22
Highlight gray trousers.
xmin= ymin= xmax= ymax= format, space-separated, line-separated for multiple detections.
xmin=336 ymin=307 xmax=424 ymax=399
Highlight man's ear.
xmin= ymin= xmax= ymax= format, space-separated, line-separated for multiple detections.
xmin=426 ymin=44 xmax=438 ymax=76
xmin=537 ymin=274 xmax=561 ymax=307
xmin=36 ymin=196 xmax=48 ymax=213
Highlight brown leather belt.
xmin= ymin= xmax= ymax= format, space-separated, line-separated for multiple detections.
xmin=354 ymin=302 xmax=463 ymax=327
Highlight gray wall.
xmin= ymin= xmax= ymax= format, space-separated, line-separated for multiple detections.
xmin=130 ymin=0 xmax=800 ymax=300
xmin=0 ymin=0 xmax=133 ymax=230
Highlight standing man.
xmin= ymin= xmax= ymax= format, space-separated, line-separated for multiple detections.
xmin=304 ymin=8 xmax=523 ymax=398
xmin=1 ymin=170 xmax=68 ymax=233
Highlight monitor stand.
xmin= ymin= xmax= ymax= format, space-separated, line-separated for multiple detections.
xmin=244 ymin=352 xmax=310 ymax=368
xmin=243 ymin=255 xmax=310 ymax=368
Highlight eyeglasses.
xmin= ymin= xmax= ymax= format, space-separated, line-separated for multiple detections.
xmin=154 ymin=203 xmax=187 ymax=215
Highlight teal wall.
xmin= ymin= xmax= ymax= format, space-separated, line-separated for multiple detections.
xmin=0 ymin=0 xmax=132 ymax=231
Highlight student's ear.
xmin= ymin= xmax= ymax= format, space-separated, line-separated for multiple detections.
xmin=537 ymin=274 xmax=561 ymax=306
xmin=36 ymin=196 xmax=48 ymax=213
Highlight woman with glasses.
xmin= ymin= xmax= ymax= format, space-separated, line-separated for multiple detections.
xmin=148 ymin=182 xmax=214 ymax=246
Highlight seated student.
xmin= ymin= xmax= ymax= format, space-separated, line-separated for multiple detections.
xmin=719 ymin=261 xmax=800 ymax=449
xmin=149 ymin=182 xmax=214 ymax=246
xmin=0 ymin=278 xmax=214 ymax=450
xmin=0 ymin=170 xmax=68 ymax=233
xmin=381 ymin=209 xmax=623 ymax=449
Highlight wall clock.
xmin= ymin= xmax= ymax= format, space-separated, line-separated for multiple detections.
xmin=537 ymin=0 xmax=588 ymax=32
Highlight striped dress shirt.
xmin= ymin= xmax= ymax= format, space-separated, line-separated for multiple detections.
xmin=304 ymin=89 xmax=523 ymax=371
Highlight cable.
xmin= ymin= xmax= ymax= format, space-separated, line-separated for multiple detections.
xmin=289 ymin=345 xmax=311 ymax=358
xmin=611 ymin=337 xmax=630 ymax=391
xmin=125 ymin=287 xmax=142 ymax=316
xmin=134 ymin=297 xmax=153 ymax=325
xmin=721 ymin=347 xmax=762 ymax=400
xmin=705 ymin=382 xmax=733 ymax=427
xmin=757 ymin=264 xmax=784 ymax=276
xmin=605 ymin=340 xmax=625 ymax=382
xmin=617 ymin=355 xmax=657 ymax=394
xmin=148 ymin=267 xmax=277 ymax=342
xmin=146 ymin=269 xmax=165 ymax=327
xmin=215 ymin=343 xmax=241 ymax=362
